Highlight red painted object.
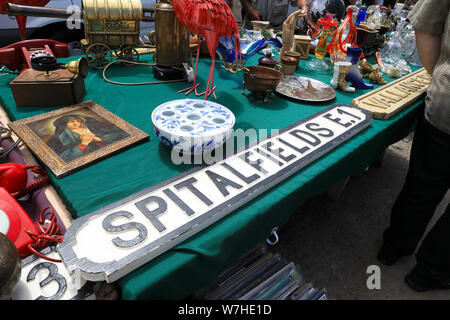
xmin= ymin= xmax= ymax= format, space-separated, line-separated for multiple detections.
xmin=327 ymin=7 xmax=357 ymax=55
xmin=0 ymin=187 xmax=39 ymax=258
xmin=0 ymin=0 xmax=50 ymax=40
xmin=0 ymin=39 xmax=69 ymax=72
xmin=0 ymin=163 xmax=29 ymax=195
xmin=172 ymin=0 xmax=241 ymax=100
xmin=0 ymin=163 xmax=61 ymax=261
xmin=0 ymin=163 xmax=50 ymax=198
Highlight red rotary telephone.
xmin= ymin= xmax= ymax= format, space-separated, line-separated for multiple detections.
xmin=0 ymin=39 xmax=69 ymax=73
xmin=0 ymin=163 xmax=63 ymax=262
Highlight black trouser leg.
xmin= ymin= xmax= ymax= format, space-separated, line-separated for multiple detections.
xmin=416 ymin=203 xmax=450 ymax=276
xmin=383 ymin=115 xmax=450 ymax=257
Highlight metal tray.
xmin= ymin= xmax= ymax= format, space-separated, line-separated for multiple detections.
xmin=275 ymin=75 xmax=336 ymax=102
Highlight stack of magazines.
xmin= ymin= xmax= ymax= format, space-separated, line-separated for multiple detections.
xmin=194 ymin=244 xmax=327 ymax=300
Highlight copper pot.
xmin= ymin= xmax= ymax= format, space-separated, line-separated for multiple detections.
xmin=242 ymin=66 xmax=283 ymax=103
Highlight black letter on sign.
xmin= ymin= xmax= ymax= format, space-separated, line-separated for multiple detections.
xmin=323 ymin=112 xmax=352 ymax=127
xmin=305 ymin=123 xmax=334 ymax=137
xmin=135 ymin=196 xmax=168 ymax=232
xmin=238 ymin=151 xmax=268 ymax=174
xmin=277 ymin=137 xmax=310 ymax=154
xmin=102 ymin=211 xmax=148 ymax=247
xmin=255 ymin=148 xmax=284 ymax=166
xmin=290 ymin=129 xmax=321 ymax=147
xmin=27 ymin=262 xmax=67 ymax=300
xmin=261 ymin=141 xmax=296 ymax=163
xmin=221 ymin=162 xmax=260 ymax=184
xmin=205 ymin=169 xmax=243 ymax=197
xmin=163 ymin=188 xmax=195 ymax=216
xmin=174 ymin=177 xmax=213 ymax=206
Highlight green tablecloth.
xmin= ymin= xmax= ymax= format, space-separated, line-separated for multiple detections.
xmin=0 ymin=53 xmax=422 ymax=299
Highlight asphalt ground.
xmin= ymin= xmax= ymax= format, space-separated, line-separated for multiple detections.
xmin=272 ymin=135 xmax=450 ymax=300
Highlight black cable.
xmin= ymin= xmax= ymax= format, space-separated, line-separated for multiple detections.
xmin=0 ymin=126 xmax=21 ymax=159
xmin=0 ymin=138 xmax=21 ymax=160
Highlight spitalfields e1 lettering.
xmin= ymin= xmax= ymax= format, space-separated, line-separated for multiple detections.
xmin=57 ymin=104 xmax=371 ymax=283
xmin=100 ymin=109 xmax=361 ymax=240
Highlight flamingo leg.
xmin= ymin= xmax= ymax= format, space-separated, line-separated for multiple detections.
xmin=206 ymin=60 xmax=217 ymax=99
xmin=197 ymin=58 xmax=217 ymax=100
xmin=178 ymin=34 xmax=201 ymax=96
xmin=197 ymin=32 xmax=219 ymax=100
xmin=202 ymin=60 xmax=213 ymax=98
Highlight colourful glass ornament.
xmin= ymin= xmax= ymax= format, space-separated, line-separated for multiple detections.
xmin=327 ymin=7 xmax=357 ymax=64
xmin=355 ymin=8 xmax=367 ymax=27
xmin=216 ymin=37 xmax=281 ymax=72
xmin=307 ymin=13 xmax=338 ymax=70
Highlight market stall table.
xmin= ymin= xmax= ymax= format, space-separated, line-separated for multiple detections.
xmin=0 ymin=53 xmax=423 ymax=299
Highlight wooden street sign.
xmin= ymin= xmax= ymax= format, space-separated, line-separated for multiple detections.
xmin=351 ymin=68 xmax=431 ymax=119
xmin=57 ymin=104 xmax=372 ymax=283
xmin=12 ymin=247 xmax=96 ymax=300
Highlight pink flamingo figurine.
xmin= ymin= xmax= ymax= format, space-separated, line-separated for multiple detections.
xmin=172 ymin=0 xmax=241 ymax=100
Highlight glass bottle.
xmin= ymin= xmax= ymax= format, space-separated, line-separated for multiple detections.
xmin=380 ymin=30 xmax=402 ymax=65
xmin=401 ymin=30 xmax=416 ymax=60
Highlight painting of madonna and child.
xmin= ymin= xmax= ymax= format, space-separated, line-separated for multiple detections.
xmin=9 ymin=101 xmax=149 ymax=178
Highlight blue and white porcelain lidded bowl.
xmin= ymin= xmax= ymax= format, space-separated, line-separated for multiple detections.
xmin=151 ymin=99 xmax=236 ymax=154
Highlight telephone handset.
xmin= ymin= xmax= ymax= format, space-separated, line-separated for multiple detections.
xmin=0 ymin=163 xmax=62 ymax=262
xmin=0 ymin=39 xmax=69 ymax=73
xmin=0 ymin=162 xmax=49 ymax=198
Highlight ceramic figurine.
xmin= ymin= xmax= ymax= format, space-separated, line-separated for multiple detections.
xmin=345 ymin=47 xmax=374 ymax=89
xmin=360 ymin=58 xmax=387 ymax=85
xmin=330 ymin=61 xmax=355 ymax=92
xmin=279 ymin=9 xmax=306 ymax=62
xmin=0 ymin=233 xmax=21 ymax=300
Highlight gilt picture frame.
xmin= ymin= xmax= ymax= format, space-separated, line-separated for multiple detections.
xmin=8 ymin=100 xmax=149 ymax=178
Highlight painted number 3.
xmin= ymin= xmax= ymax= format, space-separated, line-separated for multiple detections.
xmin=27 ymin=262 xmax=67 ymax=300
